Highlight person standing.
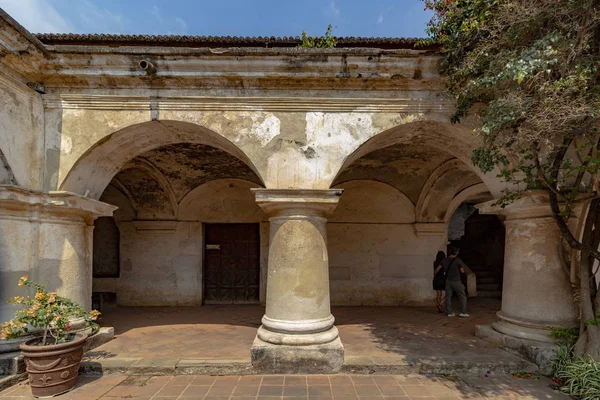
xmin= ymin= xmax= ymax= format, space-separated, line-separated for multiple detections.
xmin=432 ymin=251 xmax=446 ymax=313
xmin=443 ymin=246 xmax=470 ymax=317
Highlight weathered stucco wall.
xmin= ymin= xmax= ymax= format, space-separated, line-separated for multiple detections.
xmin=179 ymin=179 xmax=266 ymax=222
xmin=93 ymin=178 xmax=270 ymax=306
xmin=55 ymin=107 xmax=503 ymax=197
xmin=327 ymin=180 xmax=442 ymax=305
xmin=0 ymin=74 xmax=44 ymax=189
xmin=118 ymin=221 xmax=203 ymax=306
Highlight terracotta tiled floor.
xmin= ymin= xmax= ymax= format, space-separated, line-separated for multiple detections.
xmin=0 ymin=373 xmax=568 ymax=399
xmin=86 ymin=298 xmax=522 ymax=368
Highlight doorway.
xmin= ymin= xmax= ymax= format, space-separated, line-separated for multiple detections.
xmin=204 ymin=223 xmax=260 ymax=304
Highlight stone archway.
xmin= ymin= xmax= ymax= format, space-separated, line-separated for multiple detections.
xmin=327 ymin=120 xmax=503 ymax=307
xmin=60 ymin=120 xmax=265 ymax=200
xmin=330 ymin=120 xmax=507 ymax=198
xmin=62 ymin=120 xmax=269 ymax=309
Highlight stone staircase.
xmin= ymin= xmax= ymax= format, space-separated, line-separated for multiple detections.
xmin=460 ymin=255 xmax=503 ymax=298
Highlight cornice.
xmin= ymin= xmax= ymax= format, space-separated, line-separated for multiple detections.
xmin=43 ymin=94 xmax=455 ymax=113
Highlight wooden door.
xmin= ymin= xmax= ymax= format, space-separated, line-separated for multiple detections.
xmin=204 ymin=223 xmax=260 ymax=304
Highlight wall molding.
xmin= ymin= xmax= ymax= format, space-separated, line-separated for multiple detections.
xmin=43 ymin=94 xmax=456 ymax=113
xmin=133 ymin=220 xmax=178 ymax=235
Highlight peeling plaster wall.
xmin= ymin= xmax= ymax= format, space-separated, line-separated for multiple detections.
xmin=328 ymin=180 xmax=441 ymax=305
xmin=0 ymin=75 xmax=44 ymax=189
xmin=57 ymin=107 xmax=501 ymax=196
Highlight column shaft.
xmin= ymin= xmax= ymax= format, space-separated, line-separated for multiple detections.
xmin=251 ymin=189 xmax=344 ymax=372
xmin=478 ymin=192 xmax=577 ymax=342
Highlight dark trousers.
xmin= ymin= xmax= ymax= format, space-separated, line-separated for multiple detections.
xmin=445 ymin=280 xmax=467 ymax=314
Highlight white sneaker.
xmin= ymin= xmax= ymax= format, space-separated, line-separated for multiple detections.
xmin=447 ymin=313 xmax=456 ymax=317
xmin=459 ymin=313 xmax=470 ymax=318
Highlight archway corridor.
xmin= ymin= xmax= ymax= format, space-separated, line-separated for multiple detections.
xmin=83 ymin=132 xmax=523 ymax=374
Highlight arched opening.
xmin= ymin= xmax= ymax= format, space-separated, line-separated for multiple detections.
xmin=59 ymin=120 xmax=264 ymax=199
xmin=328 ymin=122 xmax=508 ymax=362
xmin=448 ymin=207 xmax=505 ymax=299
xmin=68 ymin=121 xmax=268 ymax=361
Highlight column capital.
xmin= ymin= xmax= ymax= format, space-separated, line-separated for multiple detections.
xmin=476 ymin=190 xmax=554 ymax=221
xmin=0 ymin=186 xmax=116 ymax=224
xmin=251 ymin=189 xmax=343 ymax=217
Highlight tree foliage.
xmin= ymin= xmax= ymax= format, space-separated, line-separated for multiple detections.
xmin=422 ymin=0 xmax=600 ymax=358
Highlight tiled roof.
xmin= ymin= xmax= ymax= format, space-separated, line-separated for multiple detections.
xmin=35 ymin=33 xmax=437 ymax=49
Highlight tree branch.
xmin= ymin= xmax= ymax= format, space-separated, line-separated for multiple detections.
xmin=547 ymin=137 xmax=600 ymax=261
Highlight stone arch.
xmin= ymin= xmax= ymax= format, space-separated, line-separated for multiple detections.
xmin=415 ymin=160 xmax=484 ymax=222
xmin=118 ymin=158 xmax=179 ymax=220
xmin=60 ymin=120 xmax=265 ymax=200
xmin=331 ymin=120 xmax=506 ymax=197
xmin=99 ymin=182 xmax=136 ymax=222
xmin=444 ymin=183 xmax=491 ymax=224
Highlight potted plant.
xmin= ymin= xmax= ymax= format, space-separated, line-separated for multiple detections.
xmin=0 ymin=276 xmax=100 ymax=398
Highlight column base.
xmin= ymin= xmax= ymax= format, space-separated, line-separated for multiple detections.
xmin=250 ymin=336 xmax=344 ymax=373
xmin=491 ymin=311 xmax=576 ymax=343
xmin=257 ymin=324 xmax=339 ymax=346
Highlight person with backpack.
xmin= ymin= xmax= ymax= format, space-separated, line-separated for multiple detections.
xmin=432 ymin=251 xmax=447 ymax=313
xmin=441 ymin=246 xmax=470 ymax=317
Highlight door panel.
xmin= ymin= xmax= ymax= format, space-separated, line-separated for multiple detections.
xmin=204 ymin=223 xmax=260 ymax=304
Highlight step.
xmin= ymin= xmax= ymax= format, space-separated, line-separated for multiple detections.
xmin=477 ymin=277 xmax=498 ymax=284
xmin=78 ymin=355 xmax=537 ymax=376
xmin=473 ymin=271 xmax=496 ymax=278
xmin=477 ymin=290 xmax=502 ymax=298
xmin=477 ymin=283 xmax=501 ymax=291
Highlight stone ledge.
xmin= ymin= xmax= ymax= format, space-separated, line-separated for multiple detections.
xmin=79 ymin=357 xmax=254 ymax=376
xmin=83 ymin=327 xmax=114 ymax=352
xmin=0 ymin=352 xmax=23 ymax=376
xmin=0 ymin=373 xmax=26 ymax=392
xmin=476 ymin=324 xmax=556 ymax=375
xmin=77 ymin=352 xmax=537 ymax=376
xmin=343 ymin=353 xmax=536 ymax=375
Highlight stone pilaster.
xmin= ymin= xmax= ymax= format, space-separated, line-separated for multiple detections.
xmin=477 ymin=191 xmax=577 ymax=343
xmin=0 ymin=186 xmax=116 ymax=322
xmin=250 ymin=189 xmax=344 ymax=373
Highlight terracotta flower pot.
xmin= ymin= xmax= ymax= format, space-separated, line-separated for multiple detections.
xmin=20 ymin=333 xmax=86 ymax=398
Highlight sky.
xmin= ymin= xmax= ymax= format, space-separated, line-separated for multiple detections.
xmin=0 ymin=0 xmax=433 ymax=38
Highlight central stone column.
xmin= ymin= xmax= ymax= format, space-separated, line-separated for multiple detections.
xmin=250 ymin=189 xmax=344 ymax=373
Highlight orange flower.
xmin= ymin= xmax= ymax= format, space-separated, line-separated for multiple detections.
xmin=34 ymin=291 xmax=46 ymax=301
xmin=46 ymin=292 xmax=57 ymax=304
xmin=12 ymin=296 xmax=24 ymax=303
xmin=18 ymin=275 xmax=29 ymax=286
xmin=90 ymin=310 xmax=101 ymax=321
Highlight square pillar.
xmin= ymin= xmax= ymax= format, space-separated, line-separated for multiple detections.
xmin=0 ymin=186 xmax=116 ymax=322
xmin=250 ymin=189 xmax=344 ymax=373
